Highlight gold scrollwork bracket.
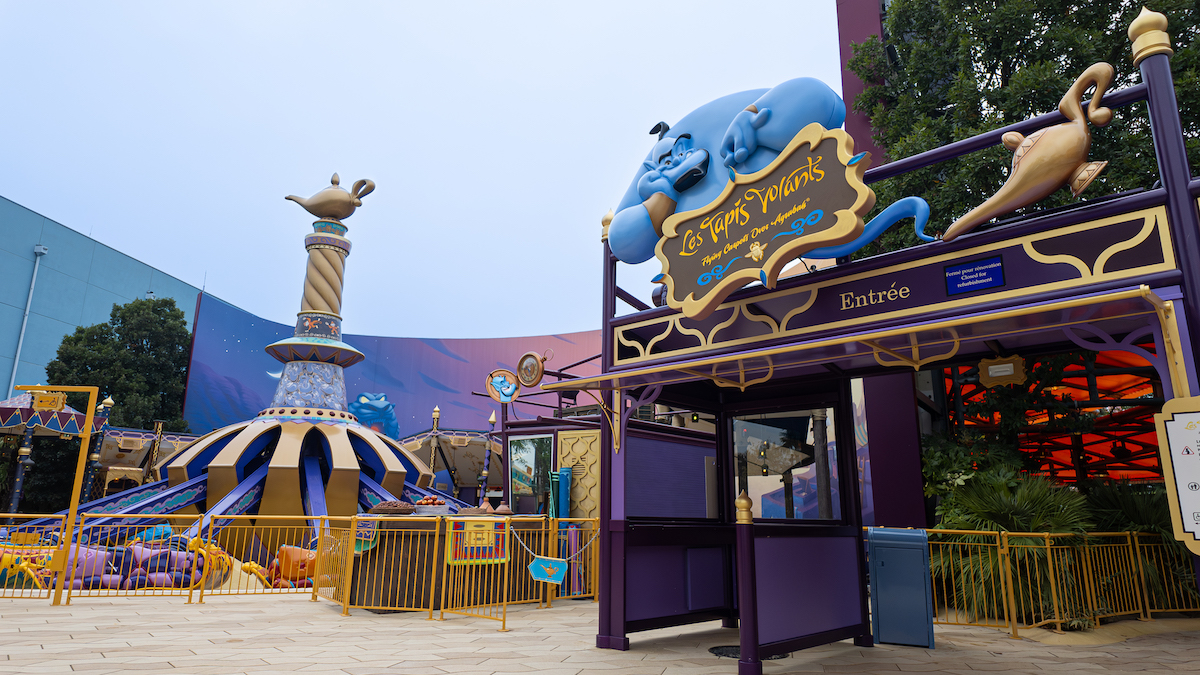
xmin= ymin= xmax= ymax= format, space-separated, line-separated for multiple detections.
xmin=681 ymin=356 xmax=774 ymax=392
xmin=865 ymin=329 xmax=960 ymax=370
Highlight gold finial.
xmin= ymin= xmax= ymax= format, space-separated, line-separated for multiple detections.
xmin=601 ymin=209 xmax=614 ymax=242
xmin=1128 ymin=7 xmax=1172 ymax=66
xmin=285 ymin=172 xmax=375 ymax=224
xmin=432 ymin=405 xmax=441 ymax=431
xmin=735 ymin=490 xmax=753 ymax=524
xmin=488 ymin=410 xmax=497 ymax=426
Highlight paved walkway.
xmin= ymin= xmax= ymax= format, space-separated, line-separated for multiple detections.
xmin=1 ymin=595 xmax=1198 ymax=674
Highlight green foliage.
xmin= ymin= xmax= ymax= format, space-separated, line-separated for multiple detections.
xmin=45 ymin=298 xmax=191 ymax=432
xmin=17 ymin=437 xmax=81 ymax=513
xmin=921 ymin=432 xmax=1021 ymax=498
xmin=1086 ymin=481 xmax=1173 ymax=534
xmin=938 ymin=467 xmax=1094 ymax=532
xmin=847 ymin=0 xmax=1200 ymax=255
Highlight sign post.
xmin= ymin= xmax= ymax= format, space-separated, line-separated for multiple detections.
xmin=17 ymin=384 xmax=99 ymax=605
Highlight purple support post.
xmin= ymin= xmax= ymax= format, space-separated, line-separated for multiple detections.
xmin=734 ymin=491 xmax=760 ymax=675
xmin=597 ymin=237 xmax=628 ymax=649
xmin=500 ymin=403 xmax=510 ymax=508
xmin=1139 ymin=51 xmax=1200 ymax=357
xmin=835 ymin=0 xmax=886 ymax=163
xmin=863 ymin=372 xmax=926 ymax=527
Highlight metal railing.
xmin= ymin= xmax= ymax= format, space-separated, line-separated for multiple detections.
xmin=6 ymin=513 xmax=600 ymax=629
xmin=0 ymin=514 xmax=66 ymax=599
xmin=925 ymin=529 xmax=1200 ymax=638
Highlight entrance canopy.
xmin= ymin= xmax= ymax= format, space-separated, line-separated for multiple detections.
xmin=544 ymin=285 xmax=1184 ymax=396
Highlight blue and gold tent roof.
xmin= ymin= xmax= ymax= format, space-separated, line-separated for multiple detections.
xmin=0 ymin=393 xmax=92 ymax=436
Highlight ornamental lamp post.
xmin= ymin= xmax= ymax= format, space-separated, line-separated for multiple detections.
xmin=6 ymin=426 xmax=36 ymax=516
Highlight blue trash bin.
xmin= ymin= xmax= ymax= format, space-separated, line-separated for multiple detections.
xmin=867 ymin=527 xmax=935 ymax=648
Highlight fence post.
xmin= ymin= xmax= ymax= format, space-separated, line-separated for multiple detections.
xmin=1132 ymin=530 xmax=1152 ymax=619
xmin=427 ymin=517 xmax=442 ymax=620
xmin=311 ymin=516 xmax=326 ymax=603
xmin=186 ymin=516 xmax=202 ymax=605
xmin=499 ymin=517 xmax=511 ymax=632
xmin=1079 ymin=535 xmax=1100 ymax=630
xmin=1044 ymin=533 xmax=1065 ymax=633
xmin=1000 ymin=532 xmax=1020 ymax=639
xmin=340 ymin=516 xmax=356 ymax=616
xmin=197 ymin=518 xmax=213 ymax=604
xmin=62 ymin=514 xmax=86 ymax=606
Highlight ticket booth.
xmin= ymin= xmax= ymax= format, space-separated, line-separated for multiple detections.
xmin=545 ymin=11 xmax=1198 ymax=674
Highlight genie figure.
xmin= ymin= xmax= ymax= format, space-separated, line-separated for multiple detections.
xmin=608 ymin=78 xmax=848 ymax=264
xmin=490 ymin=374 xmax=518 ymax=403
xmin=349 ymin=393 xmax=400 ymax=439
xmin=608 ymin=79 xmax=936 ymax=267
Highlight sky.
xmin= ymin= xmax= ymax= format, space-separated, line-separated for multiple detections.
xmin=0 ymin=1 xmax=844 ymax=339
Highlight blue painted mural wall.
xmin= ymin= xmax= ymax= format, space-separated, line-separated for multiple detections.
xmin=183 ymin=293 xmax=601 ymax=437
xmin=0 ymin=196 xmax=201 ymax=396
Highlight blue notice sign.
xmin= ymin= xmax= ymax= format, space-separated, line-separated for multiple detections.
xmin=945 ymin=256 xmax=1005 ymax=296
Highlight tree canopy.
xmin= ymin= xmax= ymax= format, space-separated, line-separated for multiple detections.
xmin=847 ymin=0 xmax=1198 ymax=258
xmin=46 ymin=297 xmax=191 ymax=432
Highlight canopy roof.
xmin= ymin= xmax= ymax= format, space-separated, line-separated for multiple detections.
xmin=0 ymin=393 xmax=93 ymax=437
xmin=544 ymin=285 xmax=1174 ymax=395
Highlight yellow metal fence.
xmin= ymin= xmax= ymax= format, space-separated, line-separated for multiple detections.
xmin=2 ymin=511 xmax=599 ymax=628
xmin=926 ymin=529 xmax=1200 ymax=638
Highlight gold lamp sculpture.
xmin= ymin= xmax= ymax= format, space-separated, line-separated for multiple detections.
xmin=942 ymin=62 xmax=1115 ymax=242
xmin=164 ymin=174 xmax=433 ymax=531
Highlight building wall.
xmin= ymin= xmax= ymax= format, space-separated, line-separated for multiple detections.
xmin=0 ymin=196 xmax=201 ymax=397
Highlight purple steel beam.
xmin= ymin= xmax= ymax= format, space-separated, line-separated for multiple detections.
xmin=598 ymin=241 xmax=625 ymax=649
xmin=1138 ymin=54 xmax=1200 ymax=367
xmin=864 ymin=84 xmax=1148 ymax=184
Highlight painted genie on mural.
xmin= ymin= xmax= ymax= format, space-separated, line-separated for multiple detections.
xmin=607 ymin=77 xmax=932 ymax=267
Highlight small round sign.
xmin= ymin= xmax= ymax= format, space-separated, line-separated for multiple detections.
xmin=486 ymin=369 xmax=521 ymax=403
xmin=516 ymin=350 xmax=552 ymax=388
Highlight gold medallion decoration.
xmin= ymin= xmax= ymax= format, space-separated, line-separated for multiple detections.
xmin=655 ymin=123 xmax=874 ymax=320
xmin=516 ymin=350 xmax=553 ymax=388
xmin=486 ymin=369 xmax=521 ymax=404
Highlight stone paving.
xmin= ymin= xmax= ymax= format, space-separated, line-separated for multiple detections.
xmin=1 ymin=595 xmax=1198 ymax=674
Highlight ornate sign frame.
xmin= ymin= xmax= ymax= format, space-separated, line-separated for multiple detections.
xmin=654 ymin=123 xmax=875 ymax=320
xmin=1153 ymin=396 xmax=1200 ymax=556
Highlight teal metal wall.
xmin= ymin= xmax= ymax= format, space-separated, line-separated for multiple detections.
xmin=1 ymin=196 xmax=201 ymax=397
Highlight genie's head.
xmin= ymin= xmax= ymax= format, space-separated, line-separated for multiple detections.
xmin=637 ymin=127 xmax=710 ymax=202
xmin=349 ymin=393 xmax=399 ymax=438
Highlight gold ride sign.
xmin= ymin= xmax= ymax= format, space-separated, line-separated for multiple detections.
xmin=656 ymin=123 xmax=875 ymax=319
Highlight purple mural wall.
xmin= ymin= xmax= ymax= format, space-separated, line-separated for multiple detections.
xmin=183 ymin=293 xmax=601 ymax=437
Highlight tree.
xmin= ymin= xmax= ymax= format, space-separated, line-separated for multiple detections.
xmin=46 ymin=297 xmax=191 ymax=432
xmin=847 ymin=0 xmax=1199 ymax=258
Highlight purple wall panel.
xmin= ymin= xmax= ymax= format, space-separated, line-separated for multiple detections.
xmin=625 ymin=546 xmax=689 ymax=621
xmin=754 ymin=536 xmax=863 ymax=645
xmin=183 ymin=293 xmax=601 ymax=437
xmin=625 ymin=434 xmax=715 ymax=519
xmin=863 ymin=372 xmax=927 ymax=528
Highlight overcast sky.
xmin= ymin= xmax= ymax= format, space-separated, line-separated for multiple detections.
xmin=0 ymin=1 xmax=844 ymax=338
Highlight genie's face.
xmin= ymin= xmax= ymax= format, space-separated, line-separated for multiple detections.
xmin=638 ymin=134 xmax=710 ymax=200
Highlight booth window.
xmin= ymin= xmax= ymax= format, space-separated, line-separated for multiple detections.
xmin=508 ymin=435 xmax=552 ymax=514
xmin=733 ymin=409 xmax=841 ymax=521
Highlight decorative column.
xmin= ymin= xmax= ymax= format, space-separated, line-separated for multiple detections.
xmin=735 ymin=490 xmax=761 ymax=675
xmin=1129 ymin=9 xmax=1200 ymax=360
xmin=267 ymin=174 xmax=374 ymax=411
xmin=7 ymin=426 xmax=35 ymax=514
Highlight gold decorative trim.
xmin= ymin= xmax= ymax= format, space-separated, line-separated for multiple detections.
xmin=867 ymin=329 xmax=960 ymax=370
xmin=615 ymin=206 xmax=1173 ymax=366
xmin=556 ymin=286 xmax=1166 ymax=393
xmin=1129 ymin=7 xmax=1173 ymax=66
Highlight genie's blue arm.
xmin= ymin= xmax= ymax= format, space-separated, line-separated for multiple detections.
xmin=804 ymin=197 xmax=933 ymax=260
